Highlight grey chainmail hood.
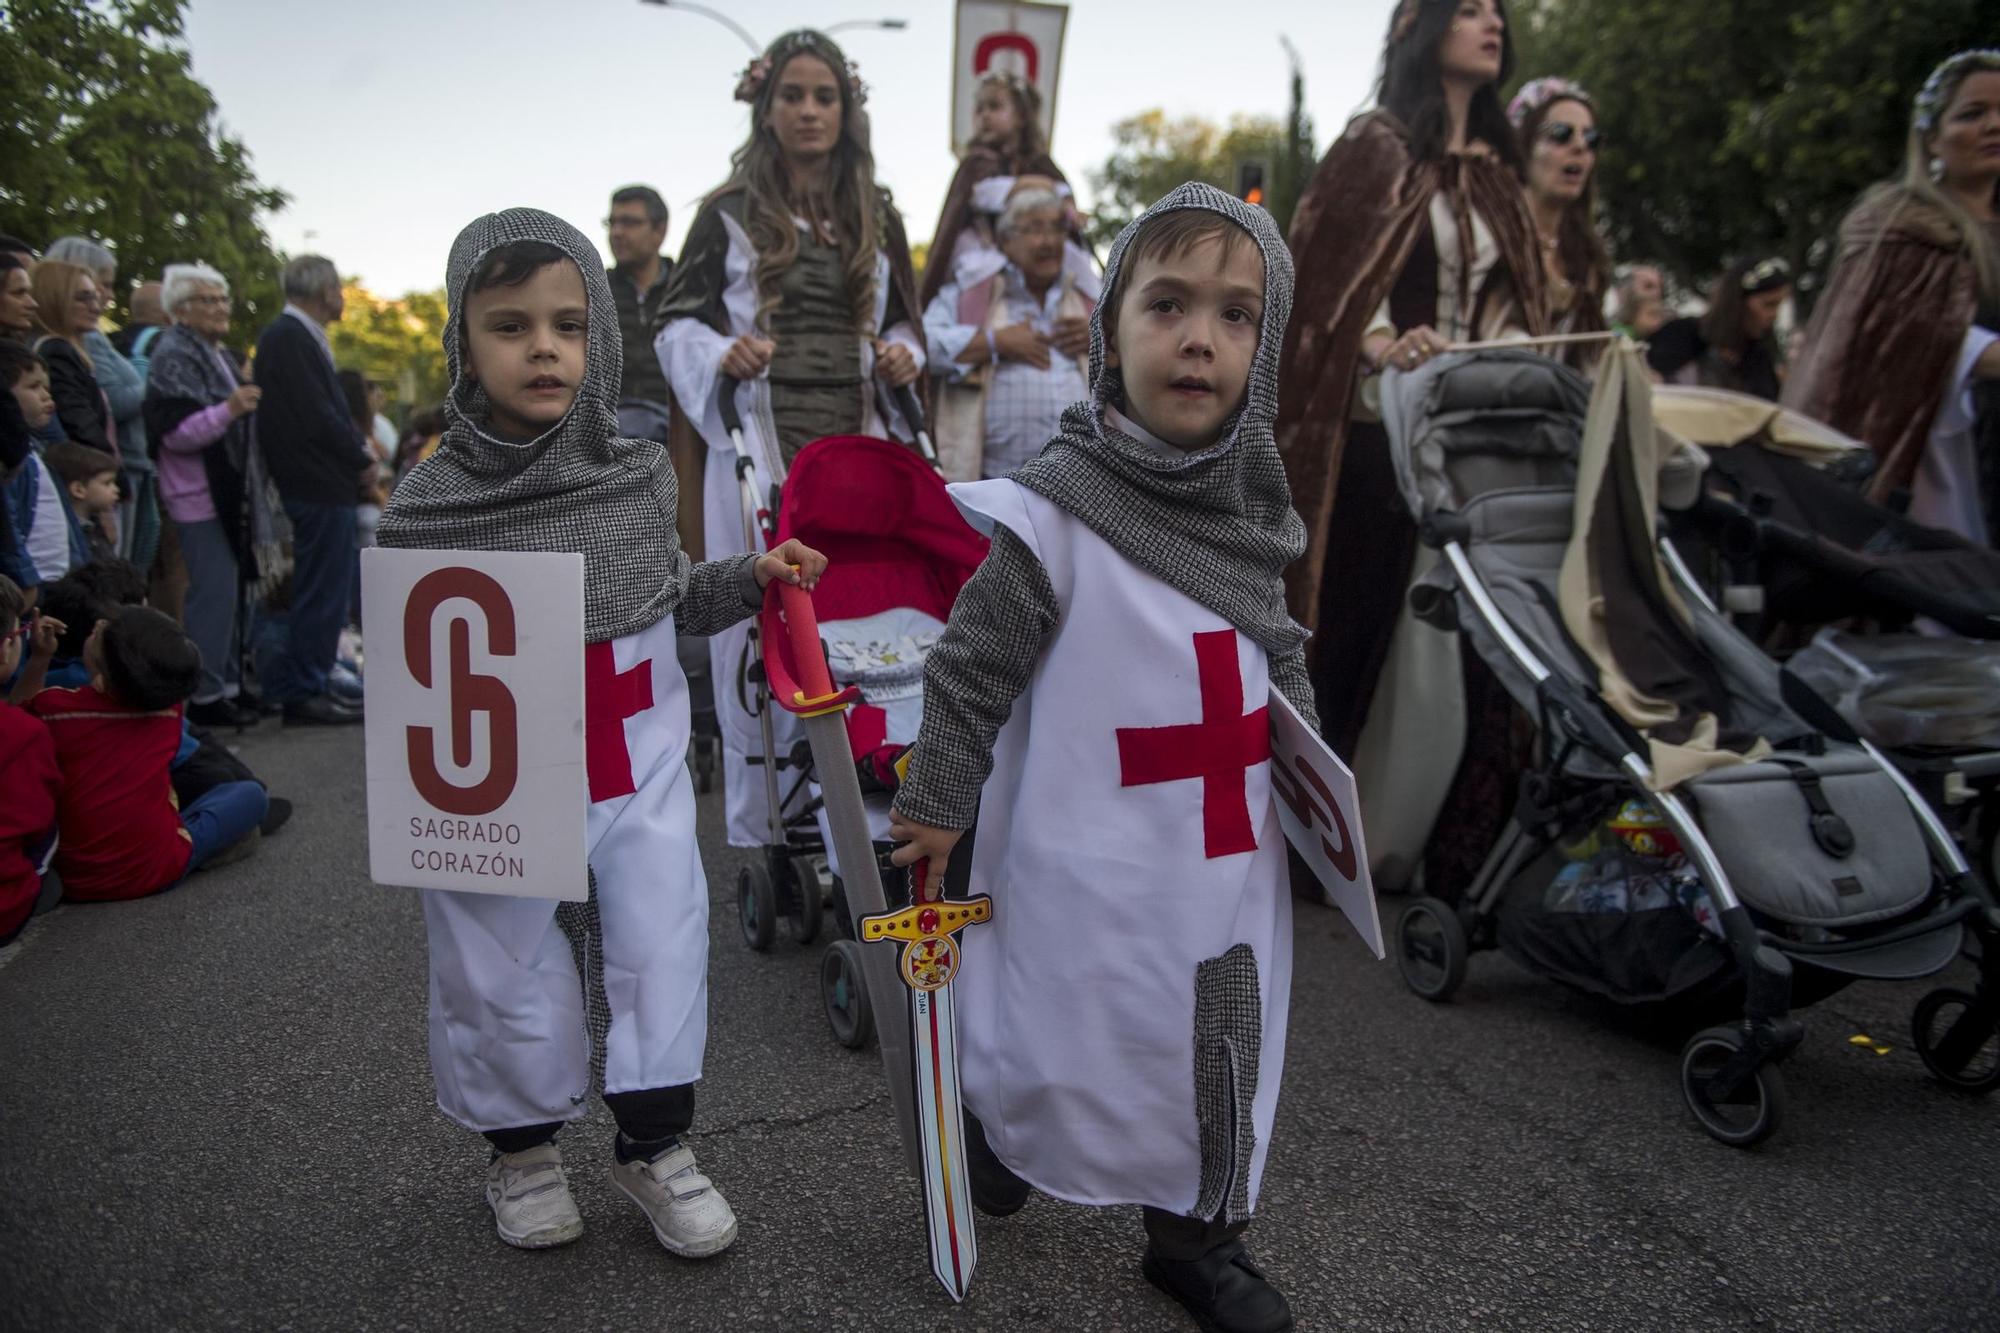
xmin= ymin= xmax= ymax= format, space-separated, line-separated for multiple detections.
xmin=1011 ymin=182 xmax=1308 ymax=656
xmin=377 ymin=207 xmax=684 ymax=644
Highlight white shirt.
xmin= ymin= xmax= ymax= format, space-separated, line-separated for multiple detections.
xmin=924 ymin=262 xmax=1089 ymax=479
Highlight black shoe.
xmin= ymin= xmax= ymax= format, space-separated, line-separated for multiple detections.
xmin=260 ymin=796 xmax=294 ymax=838
xmin=238 ymin=686 xmax=281 ymax=717
xmin=187 ymin=697 xmax=260 ymax=729
xmin=963 ymin=1110 xmax=1031 ymax=1218
xmin=283 ymin=695 xmax=363 ymax=726
xmin=1143 ymin=1241 xmax=1294 ymax=1333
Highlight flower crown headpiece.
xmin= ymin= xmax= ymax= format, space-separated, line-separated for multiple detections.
xmin=1913 ymin=48 xmax=2000 ymax=134
xmin=1740 ymin=257 xmax=1790 ymax=294
xmin=734 ymin=31 xmax=868 ymax=108
xmin=1507 ymin=76 xmax=1591 ymax=129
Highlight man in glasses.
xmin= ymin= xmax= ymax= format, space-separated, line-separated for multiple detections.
xmin=604 ymin=186 xmax=675 ymax=445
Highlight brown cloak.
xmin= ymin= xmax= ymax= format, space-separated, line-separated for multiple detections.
xmin=918 ymin=145 xmax=1074 ymax=310
xmin=1277 ymin=111 xmax=1549 ymax=632
xmin=1783 ymin=193 xmax=1983 ymax=504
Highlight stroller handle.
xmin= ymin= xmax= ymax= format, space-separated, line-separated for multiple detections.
xmin=892 ymin=383 xmax=940 ymax=467
xmin=718 ymin=373 xmax=744 ymax=439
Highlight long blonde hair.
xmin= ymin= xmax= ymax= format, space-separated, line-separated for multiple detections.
xmin=1850 ymin=66 xmax=2000 ymax=311
xmin=27 ymin=261 xmax=96 ymax=369
xmin=725 ymin=29 xmax=881 ymax=337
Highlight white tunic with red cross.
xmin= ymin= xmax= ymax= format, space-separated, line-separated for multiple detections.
xmin=420 ymin=613 xmax=709 ymax=1130
xmin=948 ymin=479 xmax=1293 ymax=1220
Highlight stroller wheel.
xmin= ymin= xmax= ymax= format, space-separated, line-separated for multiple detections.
xmin=1396 ymin=897 xmax=1468 ymax=1002
xmin=1680 ymin=1026 xmax=1787 ymax=1147
xmin=1912 ymin=988 xmax=2000 ymax=1094
xmin=738 ymin=863 xmax=777 ymax=952
xmin=821 ymin=939 xmax=874 ymax=1049
xmin=786 ymin=855 xmax=824 ymax=945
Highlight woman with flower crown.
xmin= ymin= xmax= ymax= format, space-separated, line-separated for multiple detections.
xmin=1786 ymin=49 xmax=2000 ymax=546
xmin=654 ymin=28 xmax=926 ymax=848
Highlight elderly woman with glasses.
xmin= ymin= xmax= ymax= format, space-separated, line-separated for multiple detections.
xmin=922 ymin=185 xmax=1100 ymax=481
xmin=141 ymin=263 xmax=269 ymax=727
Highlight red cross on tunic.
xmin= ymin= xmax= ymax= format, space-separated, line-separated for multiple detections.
xmin=1115 ymin=629 xmax=1271 ymax=859
xmin=584 ymin=641 xmax=654 ymax=802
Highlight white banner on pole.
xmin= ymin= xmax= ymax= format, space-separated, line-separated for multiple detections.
xmin=362 ymin=547 xmax=587 ymax=902
xmin=950 ymin=0 xmax=1069 ymax=156
xmin=1269 ymin=686 xmax=1385 ymax=958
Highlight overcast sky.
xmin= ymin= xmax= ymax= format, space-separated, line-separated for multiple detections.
xmin=182 ymin=0 xmax=1398 ymax=295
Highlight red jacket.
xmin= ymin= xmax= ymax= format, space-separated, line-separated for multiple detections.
xmin=0 ymin=702 xmax=59 ymax=937
xmin=27 ymin=685 xmax=192 ymax=900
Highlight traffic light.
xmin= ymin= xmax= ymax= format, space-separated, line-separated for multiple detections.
xmin=1236 ymin=160 xmax=1267 ymax=208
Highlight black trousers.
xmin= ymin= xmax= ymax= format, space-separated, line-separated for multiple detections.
xmin=483 ymin=1083 xmax=694 ymax=1155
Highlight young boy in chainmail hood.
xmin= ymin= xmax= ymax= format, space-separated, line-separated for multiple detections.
xmin=890 ymin=183 xmax=1315 ymax=1333
xmin=378 ymin=208 xmax=825 ymax=1257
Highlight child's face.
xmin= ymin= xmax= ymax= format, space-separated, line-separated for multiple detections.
xmin=11 ymin=366 xmax=54 ymax=430
xmin=70 ymin=470 xmax=119 ymax=514
xmin=973 ymin=83 xmax=1021 ymax=147
xmin=462 ymin=260 xmax=588 ymax=440
xmin=1105 ymin=236 xmax=1265 ymax=450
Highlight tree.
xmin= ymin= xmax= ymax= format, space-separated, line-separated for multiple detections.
xmin=0 ymin=0 xmax=289 ymax=327
xmin=1510 ymin=0 xmax=1986 ymax=303
xmin=326 ymin=283 xmax=451 ymax=417
xmin=1086 ymin=112 xmax=1313 ymax=251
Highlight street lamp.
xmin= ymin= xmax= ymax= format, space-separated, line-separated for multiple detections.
xmin=636 ymin=2 xmax=908 ymax=53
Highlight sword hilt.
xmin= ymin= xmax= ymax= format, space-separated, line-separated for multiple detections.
xmin=860 ymin=859 xmax=990 ymax=992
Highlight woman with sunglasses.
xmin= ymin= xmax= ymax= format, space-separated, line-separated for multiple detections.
xmin=25 ymin=261 xmax=117 ymax=456
xmin=1277 ymin=0 xmax=1549 ymax=897
xmin=1510 ymin=78 xmax=1612 ymax=368
xmin=1646 ymin=256 xmax=1792 ymax=401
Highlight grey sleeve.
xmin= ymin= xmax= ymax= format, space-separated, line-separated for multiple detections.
xmin=1268 ymin=643 xmax=1320 ymax=734
xmin=891 ymin=527 xmax=1060 ymax=830
xmin=674 ymin=552 xmax=763 ymax=637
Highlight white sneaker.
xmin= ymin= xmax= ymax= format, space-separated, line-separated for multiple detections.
xmin=609 ymin=1142 xmax=738 ymax=1258
xmin=484 ymin=1143 xmax=584 ymax=1249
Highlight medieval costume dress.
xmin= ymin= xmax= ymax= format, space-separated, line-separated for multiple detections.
xmin=654 ymin=187 xmax=924 ymax=847
xmin=1275 ymin=110 xmax=1548 ymax=895
xmin=379 ymin=209 xmax=766 ymax=1143
xmin=1785 ymin=197 xmax=2000 ymax=546
xmin=895 ymin=184 xmax=1315 ymax=1250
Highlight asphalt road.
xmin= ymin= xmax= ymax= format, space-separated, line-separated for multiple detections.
xmin=2 ymin=722 xmax=1996 ymax=1332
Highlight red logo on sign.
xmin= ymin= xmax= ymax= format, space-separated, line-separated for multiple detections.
xmin=973 ymin=31 xmax=1038 ymax=80
xmin=1270 ymin=748 xmax=1359 ymax=882
xmin=404 ymin=567 xmax=520 ymax=816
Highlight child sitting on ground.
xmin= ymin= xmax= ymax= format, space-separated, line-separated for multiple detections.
xmin=888 ymin=183 xmax=1316 ymax=1333
xmin=0 ymin=575 xmax=60 ymax=944
xmin=27 ymin=606 xmax=268 ymax=901
xmin=42 ymin=442 xmax=120 ymax=561
xmin=377 ymin=208 xmax=826 ymax=1257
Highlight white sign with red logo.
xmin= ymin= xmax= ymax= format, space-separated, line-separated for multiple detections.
xmin=951 ymin=0 xmax=1069 ymax=155
xmin=361 ymin=547 xmax=588 ymax=901
xmin=1269 ymin=686 xmax=1384 ymax=958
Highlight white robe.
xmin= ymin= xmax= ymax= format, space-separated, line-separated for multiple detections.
xmin=1909 ymin=324 xmax=2000 ymax=548
xmin=949 ymin=479 xmax=1292 ymax=1221
xmin=422 ymin=615 xmax=709 ymax=1129
xmin=655 ymin=210 xmax=925 ymax=847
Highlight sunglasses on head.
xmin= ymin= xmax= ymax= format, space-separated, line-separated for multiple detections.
xmin=1539 ymin=122 xmax=1604 ymax=150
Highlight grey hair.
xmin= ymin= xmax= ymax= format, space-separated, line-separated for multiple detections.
xmin=161 ymin=262 xmax=231 ymax=321
xmin=281 ymin=254 xmax=341 ymax=302
xmin=997 ymin=188 xmax=1065 ymax=241
xmin=45 ymin=236 xmax=117 ymax=284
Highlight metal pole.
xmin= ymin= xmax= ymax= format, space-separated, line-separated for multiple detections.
xmin=824 ymin=18 xmax=910 ymax=35
xmin=636 ymin=0 xmax=761 ymax=54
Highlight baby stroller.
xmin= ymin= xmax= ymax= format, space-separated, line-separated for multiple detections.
xmin=1654 ymin=386 xmax=2000 ymax=901
xmin=717 ymin=382 xmax=987 ymax=1047
xmin=1378 ymin=344 xmax=1999 ymax=1146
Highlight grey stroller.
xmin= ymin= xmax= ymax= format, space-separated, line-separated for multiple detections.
xmin=1377 ymin=343 xmax=1999 ymax=1146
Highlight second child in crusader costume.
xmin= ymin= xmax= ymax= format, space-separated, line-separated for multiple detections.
xmin=1275 ymin=0 xmax=1547 ymax=899
xmin=379 ymin=208 xmax=825 ymax=1258
xmin=653 ymin=28 xmax=925 ymax=850
xmin=891 ymin=183 xmax=1315 ymax=1333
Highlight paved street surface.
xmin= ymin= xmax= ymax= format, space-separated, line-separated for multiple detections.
xmin=2 ymin=722 xmax=1996 ymax=1332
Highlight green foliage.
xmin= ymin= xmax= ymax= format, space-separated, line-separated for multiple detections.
xmin=1086 ymin=107 xmax=1316 ymax=250
xmin=0 ymin=0 xmax=289 ymax=329
xmin=327 ymin=284 xmax=451 ymax=416
xmin=1509 ymin=0 xmax=1986 ymax=301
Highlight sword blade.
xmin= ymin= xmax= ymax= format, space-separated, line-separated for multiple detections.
xmin=910 ymin=981 xmax=977 ymax=1301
